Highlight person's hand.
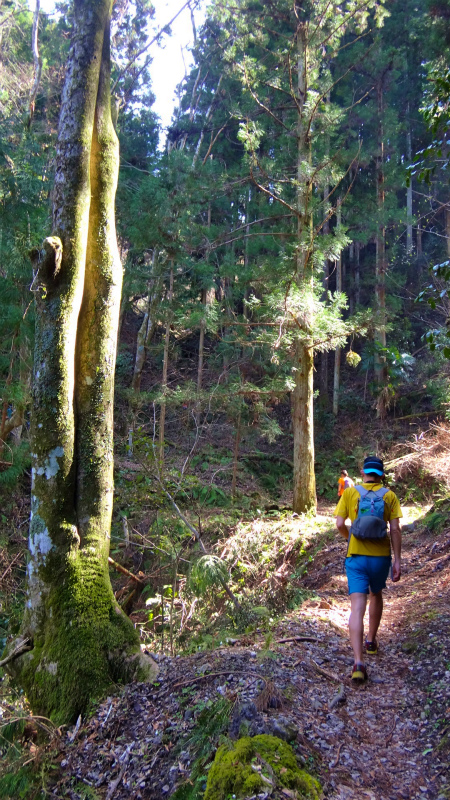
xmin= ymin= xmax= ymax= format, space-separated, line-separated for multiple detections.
xmin=392 ymin=559 xmax=401 ymax=582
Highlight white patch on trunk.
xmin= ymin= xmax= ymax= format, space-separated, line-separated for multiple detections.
xmin=36 ymin=446 xmax=65 ymax=479
xmin=46 ymin=662 xmax=58 ymax=675
xmin=85 ymin=376 xmax=93 ymax=385
xmin=29 ymin=528 xmax=53 ymax=558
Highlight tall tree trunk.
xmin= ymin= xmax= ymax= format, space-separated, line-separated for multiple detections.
xmin=197 ymin=204 xmax=212 ymax=398
xmin=355 ymin=242 xmax=361 ymax=306
xmin=446 ymin=206 xmax=450 ymax=259
xmin=417 ymin=222 xmax=422 ymax=256
xmin=320 ymin=185 xmax=329 ymax=403
xmin=28 ymin=0 xmax=42 ymax=128
xmin=231 ymin=410 xmax=241 ymax=497
xmin=5 ymin=0 xmax=156 ymax=724
xmin=292 ymin=24 xmax=316 ymax=515
xmin=333 ymin=198 xmax=342 ymax=416
xmin=406 ymin=109 xmax=413 ymax=255
xmin=159 ymin=263 xmax=174 ymax=464
xmin=374 ymin=78 xmax=387 ymax=388
xmin=131 ymin=251 xmax=160 ymax=393
xmin=348 ymin=242 xmax=354 ymax=315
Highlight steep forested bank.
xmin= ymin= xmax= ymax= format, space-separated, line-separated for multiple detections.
xmin=1 ymin=0 xmax=450 ymax=796
xmin=2 ymin=502 xmax=450 ymax=799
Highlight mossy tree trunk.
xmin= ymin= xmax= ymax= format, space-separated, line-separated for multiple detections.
xmin=6 ymin=0 xmax=157 ymax=724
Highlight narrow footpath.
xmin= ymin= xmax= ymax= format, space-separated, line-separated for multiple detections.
xmin=53 ymin=510 xmax=450 ymax=800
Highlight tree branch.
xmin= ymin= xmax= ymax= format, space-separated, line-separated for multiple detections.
xmin=0 ymin=638 xmax=32 ymax=668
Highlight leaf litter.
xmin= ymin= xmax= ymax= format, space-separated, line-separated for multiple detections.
xmin=42 ymin=510 xmax=450 ymax=800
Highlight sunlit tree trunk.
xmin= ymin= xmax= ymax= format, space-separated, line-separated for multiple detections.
xmin=5 ymin=0 xmax=157 ymax=724
xmin=292 ymin=24 xmax=316 ymax=514
xmin=375 ymin=78 xmax=387 ymax=388
xmin=320 ymin=184 xmax=330 ymax=403
xmin=333 ymin=199 xmax=342 ymax=416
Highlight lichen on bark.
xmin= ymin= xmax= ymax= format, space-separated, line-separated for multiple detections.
xmin=5 ymin=0 xmax=157 ymax=723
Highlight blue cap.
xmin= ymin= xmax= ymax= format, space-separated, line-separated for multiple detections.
xmin=363 ymin=456 xmax=384 ymax=476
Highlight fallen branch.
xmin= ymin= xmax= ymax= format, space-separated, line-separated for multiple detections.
xmin=328 ymin=684 xmax=346 ymax=710
xmin=385 ymin=715 xmax=397 ymax=745
xmin=0 ymin=638 xmax=32 ymax=668
xmin=392 ymin=411 xmax=442 ymax=422
xmin=173 ymin=670 xmax=266 ymax=689
xmin=108 ymin=557 xmax=145 ymax=584
xmin=309 ymin=659 xmax=340 ymax=683
xmin=331 ymin=742 xmax=343 ymax=768
xmin=242 ymin=452 xmax=294 ymax=469
xmin=276 ymin=636 xmax=319 ymax=644
xmin=327 ymin=620 xmax=347 ymax=637
xmin=0 ymin=551 xmax=23 ymax=583
xmin=106 ymin=743 xmax=133 ymax=800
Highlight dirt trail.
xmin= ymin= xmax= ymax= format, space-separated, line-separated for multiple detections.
xmin=51 ymin=508 xmax=450 ymax=800
xmin=301 ymin=504 xmax=450 ymax=800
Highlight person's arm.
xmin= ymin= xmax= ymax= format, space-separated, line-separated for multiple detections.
xmin=390 ymin=517 xmax=402 ymax=581
xmin=336 ymin=515 xmax=349 ymax=539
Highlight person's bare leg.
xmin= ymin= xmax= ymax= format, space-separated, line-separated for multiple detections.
xmin=349 ymin=592 xmax=367 ymax=664
xmin=368 ymin=590 xmax=383 ymax=643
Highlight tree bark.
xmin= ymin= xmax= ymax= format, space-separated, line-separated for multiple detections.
xmin=197 ymin=204 xmax=213 ymax=398
xmin=292 ymin=24 xmax=316 ymax=514
xmin=355 ymin=242 xmax=361 ymax=307
xmin=406 ymin=109 xmax=413 ymax=255
xmin=333 ymin=199 xmax=342 ymax=417
xmin=231 ymin=410 xmax=241 ymax=497
xmin=131 ymin=251 xmax=160 ymax=393
xmin=446 ymin=207 xmax=450 ymax=259
xmin=6 ymin=0 xmax=157 ymax=724
xmin=28 ymin=0 xmax=42 ymax=128
xmin=319 ymin=184 xmax=330 ymax=404
xmin=374 ymin=78 xmax=387 ymax=388
xmin=159 ymin=263 xmax=174 ymax=464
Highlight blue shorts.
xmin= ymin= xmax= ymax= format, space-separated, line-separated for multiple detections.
xmin=345 ymin=555 xmax=391 ymax=595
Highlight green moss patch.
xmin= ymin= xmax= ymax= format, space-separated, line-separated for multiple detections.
xmin=204 ymin=734 xmax=322 ymax=800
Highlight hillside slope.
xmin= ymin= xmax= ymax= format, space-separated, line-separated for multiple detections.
xmin=37 ymin=506 xmax=450 ymax=800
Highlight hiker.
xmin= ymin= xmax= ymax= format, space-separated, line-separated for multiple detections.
xmin=335 ymin=456 xmax=402 ymax=682
xmin=338 ymin=469 xmax=354 ymax=500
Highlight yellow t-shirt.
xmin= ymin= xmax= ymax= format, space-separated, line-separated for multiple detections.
xmin=334 ymin=482 xmax=402 ymax=556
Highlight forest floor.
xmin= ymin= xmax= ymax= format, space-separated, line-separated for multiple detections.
xmin=42 ymin=503 xmax=450 ymax=800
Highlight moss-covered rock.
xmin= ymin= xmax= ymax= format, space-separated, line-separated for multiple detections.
xmin=204 ymin=734 xmax=322 ymax=800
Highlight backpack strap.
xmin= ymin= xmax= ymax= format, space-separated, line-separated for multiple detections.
xmin=346 ymin=486 xmax=367 ymax=557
